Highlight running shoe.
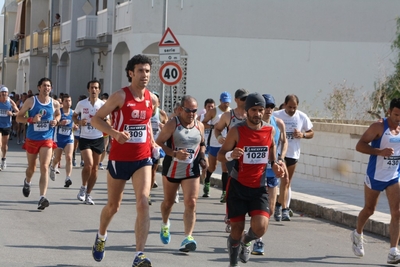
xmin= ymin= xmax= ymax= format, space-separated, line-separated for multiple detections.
xmin=148 ymin=195 xmax=152 ymax=206
xmin=92 ymin=234 xmax=106 ymax=262
xmin=99 ymin=163 xmax=104 ymax=170
xmin=202 ymin=182 xmax=210 ymax=197
xmin=251 ymin=240 xmax=264 ymax=255
xmin=132 ymin=252 xmax=152 ymax=267
xmin=64 ymin=177 xmax=72 ymax=188
xmin=282 ymin=208 xmax=291 ymax=221
xmin=274 ymin=205 xmax=282 ymax=221
xmin=85 ymin=194 xmax=95 ymax=205
xmin=239 ymin=231 xmax=251 ymax=263
xmin=80 ymin=160 xmax=84 ymax=167
xmin=289 ymin=208 xmax=294 ymax=217
xmin=1 ymin=158 xmax=6 ymax=170
xmin=387 ymin=248 xmax=400 ymax=264
xmin=152 ymin=181 xmax=158 ymax=189
xmin=220 ymin=191 xmax=226 ymax=203
xmin=37 ymin=197 xmax=50 ymax=210
xmin=49 ymin=166 xmax=56 ymax=181
xmin=179 ymin=235 xmax=197 ymax=252
xmin=350 ymin=230 xmax=365 ymax=257
xmin=77 ymin=187 xmax=86 ymax=201
xmin=160 ymin=223 xmax=171 ymax=244
xmin=72 ymin=159 xmax=76 ymax=167
xmin=175 ymin=191 xmax=179 ymax=203
xmin=22 ymin=179 xmax=31 ymax=197
xmin=55 ymin=168 xmax=60 ymax=174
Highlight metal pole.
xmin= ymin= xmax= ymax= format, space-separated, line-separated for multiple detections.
xmin=49 ymin=0 xmax=53 ymax=83
xmin=160 ymin=0 xmax=168 ymax=112
xmin=2 ymin=3 xmax=6 ymax=85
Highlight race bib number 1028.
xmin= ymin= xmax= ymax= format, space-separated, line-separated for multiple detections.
xmin=243 ymin=146 xmax=269 ymax=164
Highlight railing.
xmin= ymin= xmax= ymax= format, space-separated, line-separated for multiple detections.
xmin=97 ymin=9 xmax=112 ymax=36
xmin=25 ymin=34 xmax=30 ymax=51
xmin=60 ymin=21 xmax=70 ymax=43
xmin=43 ymin=29 xmax=48 ymax=47
xmin=115 ymin=1 xmax=131 ymax=31
xmin=18 ymin=38 xmax=25 ymax=54
xmin=77 ymin=15 xmax=97 ymax=39
xmin=53 ymin=25 xmax=60 ymax=44
xmin=32 ymin=32 xmax=44 ymax=50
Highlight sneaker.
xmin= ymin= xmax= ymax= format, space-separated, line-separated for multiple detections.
xmin=202 ymin=182 xmax=210 ymax=197
xmin=387 ymin=249 xmax=400 ymax=264
xmin=239 ymin=231 xmax=251 ymax=263
xmin=17 ymin=140 xmax=21 ymax=145
xmin=289 ymin=208 xmax=294 ymax=217
xmin=251 ymin=240 xmax=264 ymax=255
xmin=49 ymin=166 xmax=56 ymax=181
xmin=55 ymin=168 xmax=60 ymax=174
xmin=224 ymin=215 xmax=231 ymax=233
xmin=160 ymin=223 xmax=171 ymax=244
xmin=64 ymin=177 xmax=72 ymax=188
xmin=350 ymin=230 xmax=365 ymax=257
xmin=72 ymin=159 xmax=76 ymax=167
xmin=227 ymin=238 xmax=240 ymax=267
xmin=179 ymin=235 xmax=197 ymax=252
xmin=220 ymin=191 xmax=226 ymax=203
xmin=274 ymin=205 xmax=282 ymax=221
xmin=148 ymin=195 xmax=152 ymax=206
xmin=77 ymin=187 xmax=86 ymax=201
xmin=1 ymin=158 xmax=6 ymax=170
xmin=37 ymin=197 xmax=50 ymax=210
xmin=99 ymin=163 xmax=104 ymax=170
xmin=92 ymin=234 xmax=106 ymax=262
xmin=22 ymin=179 xmax=31 ymax=197
xmin=175 ymin=191 xmax=180 ymax=203
xmin=282 ymin=208 xmax=291 ymax=221
xmin=85 ymin=194 xmax=95 ymax=205
xmin=132 ymin=252 xmax=152 ymax=267
xmin=80 ymin=160 xmax=84 ymax=167
xmin=152 ymin=181 xmax=158 ymax=189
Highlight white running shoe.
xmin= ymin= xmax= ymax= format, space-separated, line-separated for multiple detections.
xmin=49 ymin=166 xmax=56 ymax=181
xmin=1 ymin=159 xmax=6 ymax=171
xmin=175 ymin=191 xmax=180 ymax=203
xmin=85 ymin=194 xmax=95 ymax=205
xmin=77 ymin=187 xmax=86 ymax=201
xmin=350 ymin=230 xmax=365 ymax=257
xmin=387 ymin=248 xmax=400 ymax=264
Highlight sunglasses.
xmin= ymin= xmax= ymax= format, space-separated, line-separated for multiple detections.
xmin=240 ymin=97 xmax=247 ymax=101
xmin=182 ymin=107 xmax=198 ymax=114
xmin=265 ymin=104 xmax=275 ymax=109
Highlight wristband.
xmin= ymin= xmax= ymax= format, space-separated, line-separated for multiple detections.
xmin=27 ymin=117 xmax=33 ymax=123
xmin=225 ymin=151 xmax=233 ymax=161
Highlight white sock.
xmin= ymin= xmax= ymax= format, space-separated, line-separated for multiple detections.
xmin=390 ymin=247 xmax=398 ymax=254
xmin=97 ymin=231 xmax=107 ymax=240
xmin=287 ymin=186 xmax=292 ymax=207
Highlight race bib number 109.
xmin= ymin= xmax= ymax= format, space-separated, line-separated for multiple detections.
xmin=243 ymin=146 xmax=269 ymax=164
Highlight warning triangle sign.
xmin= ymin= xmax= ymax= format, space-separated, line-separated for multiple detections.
xmin=159 ymin=27 xmax=180 ymax=46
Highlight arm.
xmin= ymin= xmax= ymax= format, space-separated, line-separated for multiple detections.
xmin=276 ymin=118 xmax=288 ymax=159
xmin=197 ymin=121 xmax=208 ymax=169
xmin=201 ymin=108 xmax=216 ymax=130
xmin=303 ymin=128 xmax=314 ymax=139
xmin=9 ymin=99 xmax=19 ymax=116
xmin=356 ymin=122 xmax=393 ymax=156
xmin=16 ymin=97 xmax=34 ymax=123
xmin=214 ymin=111 xmax=229 ymax=144
xmin=155 ymin=118 xmax=189 ymax=161
xmin=159 ymin=109 xmax=168 ymax=129
xmin=269 ymin=127 xmax=285 ymax=178
xmin=51 ymin=100 xmax=61 ymax=127
xmin=217 ymin=127 xmax=242 ymax=163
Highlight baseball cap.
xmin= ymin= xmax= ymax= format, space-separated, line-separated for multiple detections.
xmin=245 ymin=92 xmax=265 ymax=111
xmin=0 ymin=86 xmax=8 ymax=92
xmin=220 ymin=91 xmax=231 ymax=103
xmin=235 ymin=88 xmax=249 ymax=99
xmin=262 ymin=94 xmax=275 ymax=107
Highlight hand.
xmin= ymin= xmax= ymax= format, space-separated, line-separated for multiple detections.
xmin=176 ymin=149 xmax=190 ymax=161
xmin=217 ymin=135 xmax=225 ymax=144
xmin=33 ymin=114 xmax=42 ymax=123
xmin=231 ymin=147 xmax=244 ymax=160
xmin=380 ymin=147 xmax=394 ymax=157
xmin=199 ymin=158 xmax=208 ymax=170
xmin=114 ymin=131 xmax=130 ymax=144
xmin=81 ymin=118 xmax=88 ymax=126
xmin=293 ymin=128 xmax=302 ymax=139
xmin=272 ymin=162 xmax=285 ymax=178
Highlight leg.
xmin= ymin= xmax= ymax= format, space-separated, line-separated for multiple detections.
xmin=64 ymin=143 xmax=74 ymax=177
xmin=1 ymin=134 xmax=9 ymax=158
xmin=160 ymin=176 xmax=180 ymax=224
xmin=26 ymin=152 xmax=38 ymax=182
xmin=37 ymin=146 xmax=53 ymax=196
xmin=180 ymin=177 xmax=200 ymax=236
xmin=87 ymin=150 xmax=101 ymax=194
xmin=52 ymin=148 xmax=63 ymax=168
xmin=279 ymin=163 xmax=296 ymax=210
xmin=80 ymin=149 xmax=94 ymax=187
xmin=356 ymin=184 xmax=380 ymax=234
xmin=132 ymin=165 xmax=152 ymax=252
xmin=385 ymin=182 xmax=400 ymax=248
xmin=268 ymin=186 xmax=278 ymax=215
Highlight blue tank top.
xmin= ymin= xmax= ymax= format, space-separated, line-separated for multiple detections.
xmin=0 ymin=98 xmax=12 ymax=128
xmin=26 ymin=96 xmax=55 ymax=140
xmin=266 ymin=116 xmax=280 ymax=178
xmin=54 ymin=108 xmax=74 ymax=143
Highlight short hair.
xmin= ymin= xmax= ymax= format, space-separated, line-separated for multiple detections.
xmin=284 ymin=94 xmax=299 ymax=105
xmin=390 ymin=98 xmax=400 ymax=110
xmin=180 ymin=95 xmax=197 ymax=107
xmin=125 ymin=54 xmax=152 ymax=83
xmin=61 ymin=93 xmax=71 ymax=102
xmin=87 ymin=79 xmax=101 ymax=90
xmin=101 ymin=93 xmax=109 ymax=100
xmin=37 ymin=77 xmax=52 ymax=87
xmin=78 ymin=94 xmax=87 ymax=101
xmin=204 ymin=98 xmax=215 ymax=108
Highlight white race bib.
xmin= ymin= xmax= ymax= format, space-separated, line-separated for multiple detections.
xmin=243 ymin=146 xmax=269 ymax=164
xmin=82 ymin=122 xmax=94 ymax=134
xmin=33 ymin=120 xmax=50 ymax=132
xmin=58 ymin=126 xmax=72 ymax=136
xmin=174 ymin=148 xmax=195 ymax=164
xmin=0 ymin=109 xmax=8 ymax=117
xmin=125 ymin=124 xmax=147 ymax=143
xmin=382 ymin=156 xmax=400 ymax=170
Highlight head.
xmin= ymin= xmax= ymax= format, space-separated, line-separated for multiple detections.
xmin=78 ymin=94 xmax=87 ymax=101
xmin=0 ymin=86 xmax=8 ymax=99
xmin=220 ymin=91 xmax=231 ymax=109
xmin=179 ymin=95 xmax=198 ymax=124
xmin=101 ymin=93 xmax=109 ymax=101
xmin=61 ymin=93 xmax=72 ymax=108
xmin=37 ymin=78 xmax=52 ymax=96
xmin=125 ymin=54 xmax=152 ymax=86
xmin=173 ymin=102 xmax=181 ymax=115
xmin=204 ymin=98 xmax=215 ymax=112
xmin=245 ymin=93 xmax=265 ymax=126
xmin=234 ymin=88 xmax=249 ymax=108
xmin=27 ymin=89 xmax=33 ymax=96
xmin=262 ymin=94 xmax=276 ymax=117
xmin=284 ymin=94 xmax=299 ymax=117
xmin=55 ymin=13 xmax=60 ymax=19
xmin=388 ymin=98 xmax=400 ymax=125
xmin=87 ymin=79 xmax=101 ymax=99
xmin=21 ymin=92 xmax=28 ymax=101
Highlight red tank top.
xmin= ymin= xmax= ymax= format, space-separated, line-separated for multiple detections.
xmin=109 ymin=87 xmax=153 ymax=161
xmin=231 ymin=122 xmax=273 ymax=188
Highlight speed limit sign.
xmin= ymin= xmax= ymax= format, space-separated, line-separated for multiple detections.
xmin=159 ymin=62 xmax=183 ymax=86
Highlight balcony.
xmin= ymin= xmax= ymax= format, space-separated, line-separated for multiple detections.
xmin=97 ymin=9 xmax=112 ymax=44
xmin=115 ymin=1 xmax=131 ymax=32
xmin=32 ymin=32 xmax=44 ymax=55
xmin=76 ymin=15 xmax=106 ymax=47
xmin=61 ymin=21 xmax=71 ymax=43
xmin=25 ymin=34 xmax=30 ymax=52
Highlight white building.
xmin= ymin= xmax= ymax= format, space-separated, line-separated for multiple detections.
xmin=1 ymin=0 xmax=399 ymax=114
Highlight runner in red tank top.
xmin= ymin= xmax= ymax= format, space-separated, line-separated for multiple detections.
xmin=218 ymin=93 xmax=285 ymax=267
xmin=91 ymin=54 xmax=156 ymax=267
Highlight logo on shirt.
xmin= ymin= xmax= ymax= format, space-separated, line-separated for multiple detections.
xmin=39 ymin=109 xmax=47 ymax=116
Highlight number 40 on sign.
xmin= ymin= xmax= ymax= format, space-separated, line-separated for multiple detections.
xmin=159 ymin=62 xmax=183 ymax=86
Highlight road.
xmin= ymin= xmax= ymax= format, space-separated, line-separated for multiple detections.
xmin=0 ymin=143 xmax=394 ymax=267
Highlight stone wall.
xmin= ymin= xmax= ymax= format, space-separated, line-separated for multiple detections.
xmin=296 ymin=122 xmax=371 ymax=190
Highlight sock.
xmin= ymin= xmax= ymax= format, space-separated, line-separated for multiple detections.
xmin=390 ymin=247 xmax=398 ymax=254
xmin=24 ymin=178 xmax=31 ymax=185
xmin=287 ymin=186 xmax=292 ymax=207
xmin=276 ymin=202 xmax=281 ymax=207
xmin=204 ymin=170 xmax=212 ymax=184
xmin=243 ymin=228 xmax=259 ymax=244
xmin=39 ymin=195 xmax=45 ymax=199
xmin=135 ymin=251 xmax=143 ymax=257
xmin=222 ymin=172 xmax=228 ymax=191
xmin=162 ymin=219 xmax=170 ymax=227
xmin=1 ymin=157 xmax=5 ymax=161
xmin=97 ymin=231 xmax=107 ymax=240
xmin=228 ymin=235 xmax=240 ymax=265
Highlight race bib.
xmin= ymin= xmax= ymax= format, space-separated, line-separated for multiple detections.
xmin=58 ymin=126 xmax=72 ymax=136
xmin=82 ymin=123 xmax=94 ymax=134
xmin=286 ymin=132 xmax=294 ymax=140
xmin=174 ymin=148 xmax=195 ymax=164
xmin=0 ymin=109 xmax=8 ymax=117
xmin=243 ymin=146 xmax=269 ymax=164
xmin=382 ymin=156 xmax=400 ymax=170
xmin=125 ymin=124 xmax=147 ymax=143
xmin=33 ymin=120 xmax=50 ymax=132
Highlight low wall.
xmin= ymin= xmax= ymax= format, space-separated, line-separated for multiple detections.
xmin=296 ymin=122 xmax=370 ymax=190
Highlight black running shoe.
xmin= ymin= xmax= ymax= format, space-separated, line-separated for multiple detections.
xmin=64 ymin=179 xmax=72 ymax=188
xmin=37 ymin=197 xmax=50 ymax=210
xmin=22 ymin=180 xmax=31 ymax=197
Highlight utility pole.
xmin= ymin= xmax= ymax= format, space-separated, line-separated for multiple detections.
xmin=49 ymin=0 xmax=53 ymax=85
xmin=1 ymin=3 xmax=6 ymax=84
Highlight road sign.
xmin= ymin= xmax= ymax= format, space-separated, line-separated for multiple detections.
xmin=159 ymin=54 xmax=181 ymax=62
xmin=159 ymin=62 xmax=182 ymax=86
xmin=159 ymin=27 xmax=180 ymax=46
xmin=159 ymin=46 xmax=181 ymax=55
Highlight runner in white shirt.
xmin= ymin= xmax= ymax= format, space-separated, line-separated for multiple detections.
xmin=273 ymin=94 xmax=313 ymax=221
